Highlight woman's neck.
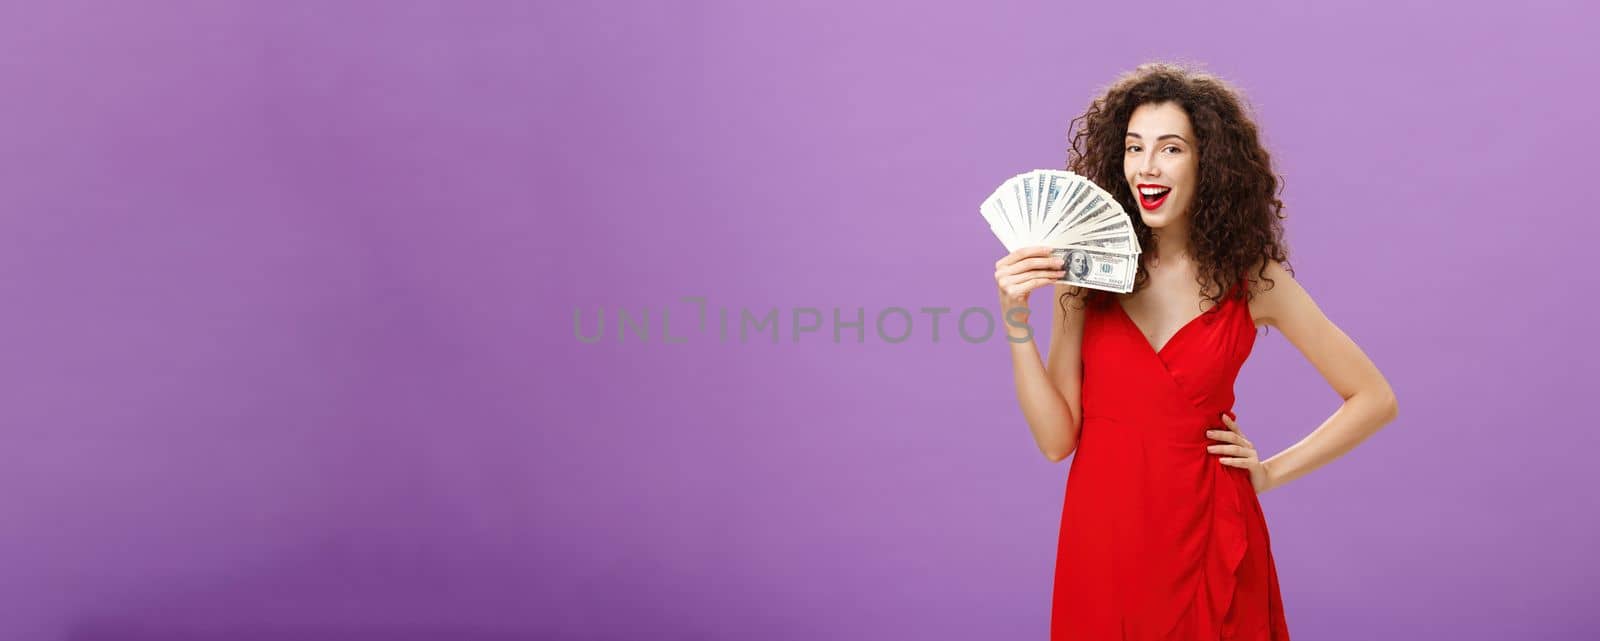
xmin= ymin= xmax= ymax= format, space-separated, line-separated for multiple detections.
xmin=1151 ymin=220 xmax=1193 ymax=263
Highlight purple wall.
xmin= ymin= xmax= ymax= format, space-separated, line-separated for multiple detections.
xmin=1 ymin=1 xmax=1594 ymax=639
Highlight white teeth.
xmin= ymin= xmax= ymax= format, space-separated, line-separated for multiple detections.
xmin=1139 ymin=187 xmax=1170 ymax=196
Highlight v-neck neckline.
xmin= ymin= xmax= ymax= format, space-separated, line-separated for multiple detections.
xmin=1113 ymin=294 xmax=1224 ymax=360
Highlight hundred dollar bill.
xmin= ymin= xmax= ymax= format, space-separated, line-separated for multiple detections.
xmin=1051 ymin=247 xmax=1139 ymax=293
xmin=1066 ymin=193 xmax=1118 ymax=230
xmin=1037 ymin=177 xmax=1088 ymax=241
xmin=1054 ymin=220 xmax=1136 ymax=248
xmin=1060 ymin=235 xmax=1139 ymax=253
xmin=1078 ymin=217 xmax=1132 ymax=237
xmin=1011 ymin=178 xmax=1035 ymax=240
xmin=979 ymin=193 xmax=1020 ymax=250
xmin=1038 ymin=171 xmax=1076 ymax=225
xmin=1021 ymin=173 xmax=1042 ymax=231
xmin=1061 ymin=182 xmax=1102 ymax=229
xmin=1071 ymin=203 xmax=1126 ymax=229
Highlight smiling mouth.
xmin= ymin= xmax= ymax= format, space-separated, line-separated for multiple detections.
xmin=1138 ymin=187 xmax=1171 ymax=210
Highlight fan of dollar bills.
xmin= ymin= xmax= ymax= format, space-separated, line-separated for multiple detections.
xmin=979 ymin=169 xmax=1141 ymax=293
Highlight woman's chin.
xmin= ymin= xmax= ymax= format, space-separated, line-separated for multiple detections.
xmin=1139 ymin=208 xmax=1185 ymax=229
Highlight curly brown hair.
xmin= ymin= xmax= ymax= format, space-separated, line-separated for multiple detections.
xmin=1058 ymin=61 xmax=1291 ymax=317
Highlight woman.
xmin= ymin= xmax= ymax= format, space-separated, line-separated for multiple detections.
xmin=992 ymin=62 xmax=1399 ymax=640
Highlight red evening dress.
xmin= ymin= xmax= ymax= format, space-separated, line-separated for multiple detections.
xmin=1049 ymin=278 xmax=1290 ymax=640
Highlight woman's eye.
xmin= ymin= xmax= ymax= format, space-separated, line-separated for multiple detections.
xmin=1125 ymin=145 xmax=1140 ymax=153
xmin=1164 ymin=146 xmax=1181 ymax=153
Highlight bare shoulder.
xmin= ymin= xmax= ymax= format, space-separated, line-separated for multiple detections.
xmin=1244 ymin=258 xmax=1309 ymax=328
xmin=1241 ymin=257 xmax=1397 ymax=414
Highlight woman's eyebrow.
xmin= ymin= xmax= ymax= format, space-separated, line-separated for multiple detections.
xmin=1125 ymin=133 xmax=1189 ymax=143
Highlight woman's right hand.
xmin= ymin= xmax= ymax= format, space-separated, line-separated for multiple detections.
xmin=995 ymin=246 xmax=1066 ymax=307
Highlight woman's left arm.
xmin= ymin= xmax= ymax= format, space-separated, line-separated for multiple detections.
xmin=1251 ymin=259 xmax=1400 ymax=493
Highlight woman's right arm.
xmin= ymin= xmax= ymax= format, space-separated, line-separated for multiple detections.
xmin=995 ymin=247 xmax=1087 ymax=463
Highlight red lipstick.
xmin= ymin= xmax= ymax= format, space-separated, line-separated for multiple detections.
xmin=1137 ymin=183 xmax=1171 ymax=211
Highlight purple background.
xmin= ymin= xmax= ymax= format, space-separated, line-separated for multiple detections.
xmin=0 ymin=1 xmax=1594 ymax=639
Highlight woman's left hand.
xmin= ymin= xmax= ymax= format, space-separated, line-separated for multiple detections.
xmin=1207 ymin=413 xmax=1274 ymax=494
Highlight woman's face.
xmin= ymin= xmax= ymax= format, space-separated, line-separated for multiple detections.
xmin=1123 ymin=101 xmax=1200 ymax=229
